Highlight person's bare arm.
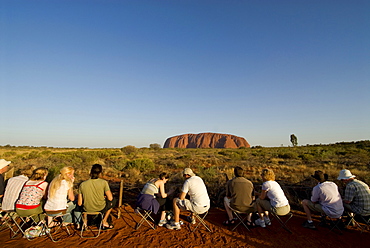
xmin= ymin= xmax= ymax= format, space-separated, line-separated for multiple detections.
xmin=105 ymin=190 xmax=113 ymax=201
xmin=158 ymin=181 xmax=168 ymax=198
xmin=68 ymin=188 xmax=75 ymax=201
xmin=78 ymin=194 xmax=83 ymax=206
xmin=179 ymin=191 xmax=186 ymax=200
xmin=259 ymin=190 xmax=267 ymax=200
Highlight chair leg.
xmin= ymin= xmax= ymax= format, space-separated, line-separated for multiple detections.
xmin=231 ymin=211 xmax=250 ymax=232
xmin=135 ymin=208 xmax=156 ymax=230
xmin=80 ymin=212 xmax=103 ymax=238
xmin=271 ymin=212 xmax=293 ymax=233
xmin=45 ymin=214 xmax=71 ymax=242
xmin=191 ymin=211 xmax=212 ymax=232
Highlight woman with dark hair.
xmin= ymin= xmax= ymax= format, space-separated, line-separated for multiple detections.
xmin=136 ymin=172 xmax=173 ymax=226
xmin=15 ymin=167 xmax=49 ymax=222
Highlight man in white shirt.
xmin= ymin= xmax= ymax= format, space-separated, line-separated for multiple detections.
xmin=166 ymin=168 xmax=210 ymax=230
xmin=302 ymin=170 xmax=344 ymax=229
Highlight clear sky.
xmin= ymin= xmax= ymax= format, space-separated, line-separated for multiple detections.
xmin=1 ymin=0 xmax=369 ymax=148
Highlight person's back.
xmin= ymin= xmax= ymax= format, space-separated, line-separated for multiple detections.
xmin=183 ymin=175 xmax=210 ymax=211
xmin=312 ymin=181 xmax=343 ymax=218
xmin=346 ymin=179 xmax=370 ymax=215
xmin=227 ymin=177 xmax=254 ymax=212
xmin=79 ymin=178 xmax=110 ymax=212
xmin=2 ymin=175 xmax=28 ymax=211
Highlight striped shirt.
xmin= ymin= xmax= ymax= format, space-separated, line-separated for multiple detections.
xmin=2 ymin=175 xmax=28 ymax=211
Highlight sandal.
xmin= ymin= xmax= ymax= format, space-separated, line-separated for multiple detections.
xmin=102 ymin=224 xmax=114 ymax=230
xmin=223 ymin=218 xmax=237 ymax=226
xmin=246 ymin=220 xmax=256 ymax=228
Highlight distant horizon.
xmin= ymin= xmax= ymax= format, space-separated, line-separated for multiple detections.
xmin=2 ymin=1 xmax=369 ymax=149
xmin=1 ymin=137 xmax=368 ymax=149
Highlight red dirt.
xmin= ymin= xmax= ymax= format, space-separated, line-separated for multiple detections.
xmin=1 ymin=205 xmax=369 ymax=248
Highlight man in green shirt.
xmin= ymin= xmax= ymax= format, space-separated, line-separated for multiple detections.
xmin=78 ymin=164 xmax=115 ymax=229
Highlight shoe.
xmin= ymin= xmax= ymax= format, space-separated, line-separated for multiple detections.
xmin=166 ymin=222 xmax=181 ymax=230
xmin=255 ymin=218 xmax=266 ymax=228
xmin=302 ymin=220 xmax=316 ymax=229
xmin=158 ymin=219 xmax=167 ymax=227
xmin=264 ymin=217 xmax=271 ymax=226
xmin=187 ymin=215 xmax=196 ymax=224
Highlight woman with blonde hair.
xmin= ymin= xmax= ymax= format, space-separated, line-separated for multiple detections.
xmin=15 ymin=167 xmax=49 ymax=222
xmin=255 ymin=168 xmax=290 ymax=228
xmin=44 ymin=166 xmax=75 ymax=226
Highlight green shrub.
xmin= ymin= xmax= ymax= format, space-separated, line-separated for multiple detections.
xmin=126 ymin=158 xmax=154 ymax=172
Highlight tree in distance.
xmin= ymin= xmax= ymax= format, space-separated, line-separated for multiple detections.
xmin=290 ymin=134 xmax=298 ymax=147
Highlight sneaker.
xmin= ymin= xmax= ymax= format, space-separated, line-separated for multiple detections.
xmin=302 ymin=220 xmax=316 ymax=229
xmin=264 ymin=217 xmax=271 ymax=226
xmin=158 ymin=219 xmax=167 ymax=227
xmin=187 ymin=215 xmax=196 ymax=224
xmin=255 ymin=218 xmax=266 ymax=228
xmin=166 ymin=222 xmax=181 ymax=230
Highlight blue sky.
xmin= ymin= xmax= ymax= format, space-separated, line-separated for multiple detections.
xmin=1 ymin=0 xmax=369 ymax=148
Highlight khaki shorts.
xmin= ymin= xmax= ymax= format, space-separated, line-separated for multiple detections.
xmin=176 ymin=198 xmax=209 ymax=214
xmin=306 ymin=200 xmax=325 ymax=215
xmin=256 ymin=198 xmax=290 ymax=216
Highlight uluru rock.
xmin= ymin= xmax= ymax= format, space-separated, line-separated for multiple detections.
xmin=163 ymin=133 xmax=250 ymax=148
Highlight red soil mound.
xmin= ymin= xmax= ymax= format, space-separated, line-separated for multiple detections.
xmin=164 ymin=133 xmax=250 ymax=148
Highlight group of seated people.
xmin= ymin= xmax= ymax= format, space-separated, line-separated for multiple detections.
xmin=136 ymin=166 xmax=370 ymax=231
xmin=0 ymin=159 xmax=115 ymax=230
xmin=1 ymin=157 xmax=370 ymax=234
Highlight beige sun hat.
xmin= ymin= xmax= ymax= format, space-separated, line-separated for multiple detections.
xmin=0 ymin=159 xmax=11 ymax=170
xmin=337 ymin=169 xmax=356 ymax=180
xmin=183 ymin=168 xmax=195 ymax=177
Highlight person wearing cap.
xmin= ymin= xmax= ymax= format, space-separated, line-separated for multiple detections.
xmin=301 ymin=170 xmax=344 ymax=229
xmin=223 ymin=166 xmax=255 ymax=226
xmin=166 ymin=168 xmax=210 ymax=230
xmin=0 ymin=159 xmax=11 ymax=205
xmin=337 ymin=169 xmax=370 ymax=216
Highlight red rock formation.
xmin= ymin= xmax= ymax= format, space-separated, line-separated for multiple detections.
xmin=163 ymin=133 xmax=250 ymax=148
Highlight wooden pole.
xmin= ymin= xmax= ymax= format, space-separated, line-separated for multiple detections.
xmin=117 ymin=180 xmax=124 ymax=218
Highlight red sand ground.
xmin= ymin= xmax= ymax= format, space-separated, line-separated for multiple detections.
xmin=1 ymin=205 xmax=369 ymax=248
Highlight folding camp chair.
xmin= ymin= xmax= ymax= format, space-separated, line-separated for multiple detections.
xmin=80 ymin=212 xmax=104 ymax=238
xmin=270 ymin=211 xmax=293 ymax=233
xmin=190 ymin=211 xmax=212 ymax=232
xmin=11 ymin=213 xmax=44 ymax=240
xmin=44 ymin=210 xmax=71 ymax=242
xmin=346 ymin=212 xmax=370 ymax=233
xmin=1 ymin=210 xmax=21 ymax=238
xmin=135 ymin=207 xmax=156 ymax=230
xmin=230 ymin=209 xmax=252 ymax=232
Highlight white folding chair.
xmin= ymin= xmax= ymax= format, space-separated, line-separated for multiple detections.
xmin=135 ymin=207 xmax=156 ymax=230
